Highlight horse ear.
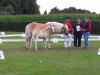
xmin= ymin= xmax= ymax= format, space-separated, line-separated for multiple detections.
xmin=48 ymin=23 xmax=54 ymax=26
xmin=47 ymin=23 xmax=51 ymax=26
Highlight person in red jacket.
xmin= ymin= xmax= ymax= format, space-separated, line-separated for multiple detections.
xmin=63 ymin=17 xmax=73 ymax=49
xmin=82 ymin=18 xmax=92 ymax=49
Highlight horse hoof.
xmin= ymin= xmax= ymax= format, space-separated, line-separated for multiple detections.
xmin=45 ymin=48 xmax=48 ymax=50
xmin=29 ymin=47 xmax=32 ymax=50
xmin=26 ymin=47 xmax=28 ymax=49
xmin=48 ymin=46 xmax=51 ymax=49
xmin=48 ymin=47 xmax=51 ymax=49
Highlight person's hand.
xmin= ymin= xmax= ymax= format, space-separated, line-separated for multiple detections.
xmin=83 ymin=29 xmax=86 ymax=31
xmin=80 ymin=28 xmax=83 ymax=31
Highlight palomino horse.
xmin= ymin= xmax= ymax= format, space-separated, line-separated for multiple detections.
xmin=25 ymin=22 xmax=54 ymax=50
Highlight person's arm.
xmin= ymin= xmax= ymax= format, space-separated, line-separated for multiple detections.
xmin=65 ymin=25 xmax=68 ymax=30
xmin=80 ymin=23 xmax=84 ymax=31
xmin=85 ymin=22 xmax=91 ymax=31
xmin=68 ymin=23 xmax=73 ymax=34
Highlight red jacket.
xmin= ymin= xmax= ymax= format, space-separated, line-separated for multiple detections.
xmin=87 ymin=22 xmax=91 ymax=31
xmin=83 ymin=22 xmax=92 ymax=32
xmin=64 ymin=21 xmax=72 ymax=29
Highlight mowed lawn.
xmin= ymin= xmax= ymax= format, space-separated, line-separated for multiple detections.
xmin=0 ymin=41 xmax=100 ymax=75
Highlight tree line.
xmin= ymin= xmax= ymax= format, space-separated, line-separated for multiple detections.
xmin=0 ymin=0 xmax=96 ymax=15
xmin=48 ymin=7 xmax=96 ymax=14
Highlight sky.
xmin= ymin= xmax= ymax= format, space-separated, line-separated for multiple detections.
xmin=37 ymin=0 xmax=100 ymax=14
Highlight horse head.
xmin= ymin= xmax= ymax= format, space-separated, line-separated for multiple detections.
xmin=62 ymin=25 xmax=68 ymax=35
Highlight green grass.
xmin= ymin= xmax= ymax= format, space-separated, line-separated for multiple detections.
xmin=0 ymin=41 xmax=100 ymax=75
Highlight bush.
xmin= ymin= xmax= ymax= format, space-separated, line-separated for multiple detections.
xmin=0 ymin=21 xmax=100 ymax=34
xmin=0 ymin=14 xmax=100 ymax=22
xmin=91 ymin=21 xmax=100 ymax=34
xmin=0 ymin=14 xmax=100 ymax=34
xmin=0 ymin=22 xmax=29 ymax=32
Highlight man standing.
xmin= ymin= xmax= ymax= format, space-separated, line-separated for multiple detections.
xmin=63 ymin=17 xmax=73 ymax=49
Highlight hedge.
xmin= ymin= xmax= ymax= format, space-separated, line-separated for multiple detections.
xmin=0 ymin=21 xmax=100 ymax=34
xmin=0 ymin=14 xmax=100 ymax=22
xmin=0 ymin=22 xmax=29 ymax=32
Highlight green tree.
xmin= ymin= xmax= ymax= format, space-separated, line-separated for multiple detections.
xmin=43 ymin=10 xmax=47 ymax=15
xmin=49 ymin=6 xmax=93 ymax=14
xmin=49 ymin=7 xmax=60 ymax=14
xmin=20 ymin=0 xmax=40 ymax=14
xmin=0 ymin=0 xmax=40 ymax=15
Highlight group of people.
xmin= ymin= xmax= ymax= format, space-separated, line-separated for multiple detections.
xmin=63 ymin=17 xmax=92 ymax=49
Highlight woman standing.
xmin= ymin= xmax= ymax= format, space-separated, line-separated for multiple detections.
xmin=83 ymin=18 xmax=92 ymax=49
xmin=73 ymin=19 xmax=83 ymax=48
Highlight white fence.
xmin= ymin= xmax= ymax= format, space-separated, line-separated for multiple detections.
xmin=0 ymin=32 xmax=100 ymax=43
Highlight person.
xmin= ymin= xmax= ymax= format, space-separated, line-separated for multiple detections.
xmin=63 ymin=17 xmax=73 ymax=49
xmin=82 ymin=18 xmax=92 ymax=49
xmin=73 ymin=19 xmax=83 ymax=48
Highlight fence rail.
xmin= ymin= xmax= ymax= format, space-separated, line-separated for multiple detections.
xmin=0 ymin=32 xmax=100 ymax=43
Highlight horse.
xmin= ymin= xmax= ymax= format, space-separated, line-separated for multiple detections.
xmin=32 ymin=24 xmax=54 ymax=50
xmin=25 ymin=22 xmax=54 ymax=50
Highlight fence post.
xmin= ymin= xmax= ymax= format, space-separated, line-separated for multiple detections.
xmin=0 ymin=39 xmax=2 ymax=44
xmin=99 ymin=36 xmax=100 ymax=41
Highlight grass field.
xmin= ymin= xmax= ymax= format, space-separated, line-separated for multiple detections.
xmin=0 ymin=41 xmax=100 ymax=75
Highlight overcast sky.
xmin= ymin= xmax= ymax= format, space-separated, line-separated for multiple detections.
xmin=37 ymin=0 xmax=100 ymax=14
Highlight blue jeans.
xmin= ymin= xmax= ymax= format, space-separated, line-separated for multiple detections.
xmin=83 ymin=32 xmax=90 ymax=48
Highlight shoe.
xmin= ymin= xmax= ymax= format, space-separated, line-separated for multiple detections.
xmin=78 ymin=47 xmax=81 ymax=48
xmin=68 ymin=46 xmax=71 ymax=49
xmin=74 ymin=46 xmax=77 ymax=48
xmin=83 ymin=47 xmax=87 ymax=49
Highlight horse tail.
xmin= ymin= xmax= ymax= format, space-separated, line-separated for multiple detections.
xmin=25 ymin=26 xmax=28 ymax=39
xmin=25 ymin=26 xmax=32 ymax=38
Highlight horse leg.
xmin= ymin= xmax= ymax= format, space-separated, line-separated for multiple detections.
xmin=29 ymin=35 xmax=32 ymax=50
xmin=42 ymin=38 xmax=46 ymax=49
xmin=35 ymin=37 xmax=38 ymax=51
xmin=25 ymin=36 xmax=29 ymax=48
xmin=47 ymin=36 xmax=51 ymax=49
xmin=25 ymin=28 xmax=29 ymax=49
xmin=44 ymin=38 xmax=47 ymax=50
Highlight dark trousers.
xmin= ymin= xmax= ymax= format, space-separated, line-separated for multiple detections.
xmin=74 ymin=32 xmax=82 ymax=47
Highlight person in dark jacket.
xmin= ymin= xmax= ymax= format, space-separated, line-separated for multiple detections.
xmin=73 ymin=19 xmax=83 ymax=48
xmin=82 ymin=18 xmax=91 ymax=49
